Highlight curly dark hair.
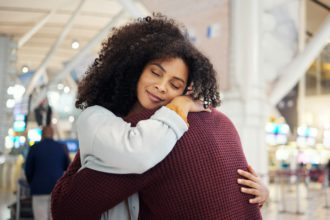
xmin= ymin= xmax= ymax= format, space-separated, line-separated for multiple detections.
xmin=76 ymin=14 xmax=220 ymax=117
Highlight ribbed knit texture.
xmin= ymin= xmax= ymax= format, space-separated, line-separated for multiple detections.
xmin=51 ymin=109 xmax=262 ymax=220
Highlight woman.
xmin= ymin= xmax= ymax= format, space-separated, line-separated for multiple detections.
xmin=52 ymin=14 xmax=268 ymax=219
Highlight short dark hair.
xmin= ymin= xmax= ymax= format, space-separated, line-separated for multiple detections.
xmin=76 ymin=14 xmax=221 ymax=116
xmin=42 ymin=126 xmax=54 ymax=139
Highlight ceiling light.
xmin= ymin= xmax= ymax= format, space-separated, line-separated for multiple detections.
xmin=52 ymin=118 xmax=58 ymax=124
xmin=12 ymin=84 xmax=25 ymax=101
xmin=7 ymin=86 xmax=14 ymax=95
xmin=57 ymin=83 xmax=64 ymax=90
xmin=69 ymin=116 xmax=75 ymax=122
xmin=71 ymin=40 xmax=80 ymax=49
xmin=22 ymin=65 xmax=29 ymax=73
xmin=6 ymin=99 xmax=15 ymax=108
xmin=64 ymin=86 xmax=70 ymax=93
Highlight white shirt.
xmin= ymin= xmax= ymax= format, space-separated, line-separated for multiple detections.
xmin=76 ymin=105 xmax=188 ymax=220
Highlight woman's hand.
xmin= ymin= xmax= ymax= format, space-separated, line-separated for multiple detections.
xmin=169 ymin=83 xmax=211 ymax=114
xmin=169 ymin=96 xmax=211 ymax=115
xmin=237 ymin=164 xmax=269 ymax=207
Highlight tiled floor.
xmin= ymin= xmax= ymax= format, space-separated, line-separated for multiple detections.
xmin=0 ymin=183 xmax=329 ymax=220
xmin=261 ymin=182 xmax=330 ymax=220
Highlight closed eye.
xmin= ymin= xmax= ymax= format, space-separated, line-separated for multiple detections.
xmin=171 ymin=83 xmax=181 ymax=90
xmin=151 ymin=70 xmax=161 ymax=77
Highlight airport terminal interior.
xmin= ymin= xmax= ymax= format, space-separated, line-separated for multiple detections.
xmin=0 ymin=0 xmax=330 ymax=219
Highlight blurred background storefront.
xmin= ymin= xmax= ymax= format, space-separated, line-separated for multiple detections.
xmin=0 ymin=0 xmax=330 ymax=219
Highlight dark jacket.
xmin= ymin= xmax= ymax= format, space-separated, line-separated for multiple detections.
xmin=25 ymin=138 xmax=70 ymax=195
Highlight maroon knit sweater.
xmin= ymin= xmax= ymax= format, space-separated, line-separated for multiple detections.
xmin=51 ymin=109 xmax=262 ymax=220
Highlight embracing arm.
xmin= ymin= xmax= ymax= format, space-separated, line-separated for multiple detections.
xmin=237 ymin=164 xmax=269 ymax=207
xmin=51 ymin=152 xmax=145 ymax=220
xmin=78 ymin=105 xmax=188 ymax=174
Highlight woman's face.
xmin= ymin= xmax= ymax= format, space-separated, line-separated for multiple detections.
xmin=133 ymin=58 xmax=189 ymax=112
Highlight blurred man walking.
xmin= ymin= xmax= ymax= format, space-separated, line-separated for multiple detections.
xmin=25 ymin=126 xmax=70 ymax=220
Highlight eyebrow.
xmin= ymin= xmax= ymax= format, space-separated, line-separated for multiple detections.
xmin=150 ymin=63 xmax=186 ymax=84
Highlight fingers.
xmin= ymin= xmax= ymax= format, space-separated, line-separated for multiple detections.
xmin=193 ymin=100 xmax=212 ymax=113
xmin=187 ymin=85 xmax=193 ymax=91
xmin=184 ymin=83 xmax=194 ymax=95
xmin=185 ymin=90 xmax=193 ymax=96
xmin=240 ymin=187 xmax=260 ymax=197
xmin=200 ymin=108 xmax=211 ymax=112
xmin=237 ymin=178 xmax=259 ymax=189
xmin=237 ymin=169 xmax=258 ymax=182
xmin=238 ymin=167 xmax=269 ymax=207
xmin=249 ymin=197 xmax=262 ymax=204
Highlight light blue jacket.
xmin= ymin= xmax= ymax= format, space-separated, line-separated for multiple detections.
xmin=76 ymin=105 xmax=188 ymax=220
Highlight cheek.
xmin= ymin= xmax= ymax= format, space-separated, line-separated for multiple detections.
xmin=136 ymin=78 xmax=154 ymax=101
xmin=139 ymin=76 xmax=155 ymax=89
xmin=136 ymin=85 xmax=143 ymax=99
xmin=137 ymin=75 xmax=151 ymax=93
xmin=136 ymin=80 xmax=143 ymax=97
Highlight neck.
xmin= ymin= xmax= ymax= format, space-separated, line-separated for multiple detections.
xmin=127 ymin=102 xmax=145 ymax=117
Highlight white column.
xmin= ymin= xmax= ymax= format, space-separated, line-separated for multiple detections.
xmin=0 ymin=37 xmax=16 ymax=153
xmin=298 ymin=0 xmax=307 ymax=126
xmin=221 ymin=0 xmax=268 ymax=180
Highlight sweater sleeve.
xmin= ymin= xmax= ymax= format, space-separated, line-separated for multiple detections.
xmin=77 ymin=105 xmax=188 ymax=174
xmin=51 ymin=159 xmax=148 ymax=220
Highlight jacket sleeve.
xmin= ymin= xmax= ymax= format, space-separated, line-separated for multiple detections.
xmin=24 ymin=146 xmax=35 ymax=184
xmin=51 ymin=152 xmax=148 ymax=220
xmin=77 ymin=105 xmax=188 ymax=174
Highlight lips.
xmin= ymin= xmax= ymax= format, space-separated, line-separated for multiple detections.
xmin=146 ymin=91 xmax=164 ymax=103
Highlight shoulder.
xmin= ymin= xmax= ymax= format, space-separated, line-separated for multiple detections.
xmin=27 ymin=141 xmax=43 ymax=154
xmin=45 ymin=139 xmax=63 ymax=146
xmin=212 ymin=109 xmax=237 ymax=129
xmin=77 ymin=105 xmax=115 ymax=126
xmin=47 ymin=140 xmax=68 ymax=153
xmin=187 ymin=108 xmax=240 ymax=138
xmin=189 ymin=108 xmax=234 ymax=126
xmin=27 ymin=144 xmax=37 ymax=152
xmin=80 ymin=105 xmax=110 ymax=116
xmin=124 ymin=109 xmax=155 ymax=125
xmin=30 ymin=141 xmax=43 ymax=148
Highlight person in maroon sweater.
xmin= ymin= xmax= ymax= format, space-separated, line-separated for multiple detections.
xmin=52 ymin=110 xmax=264 ymax=220
xmin=51 ymin=14 xmax=267 ymax=219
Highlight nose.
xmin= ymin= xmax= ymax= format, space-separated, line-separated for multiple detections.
xmin=155 ymin=80 xmax=167 ymax=93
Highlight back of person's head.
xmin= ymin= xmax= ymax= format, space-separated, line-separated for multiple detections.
xmin=76 ymin=13 xmax=220 ymax=117
xmin=42 ymin=126 xmax=54 ymax=139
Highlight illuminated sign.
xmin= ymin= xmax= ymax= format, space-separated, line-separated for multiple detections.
xmin=296 ymin=126 xmax=317 ymax=146
xmin=265 ymin=122 xmax=290 ymax=145
xmin=13 ymin=114 xmax=26 ymax=132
